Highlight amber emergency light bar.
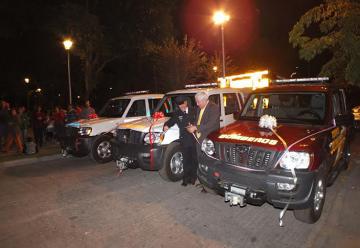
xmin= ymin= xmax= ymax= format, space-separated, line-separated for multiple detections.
xmin=218 ymin=70 xmax=269 ymax=89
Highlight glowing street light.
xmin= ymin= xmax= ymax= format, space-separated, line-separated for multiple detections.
xmin=24 ymin=77 xmax=30 ymax=84
xmin=63 ymin=39 xmax=73 ymax=105
xmin=213 ymin=11 xmax=230 ymax=25
xmin=63 ymin=39 xmax=73 ymax=50
xmin=212 ymin=10 xmax=230 ymax=78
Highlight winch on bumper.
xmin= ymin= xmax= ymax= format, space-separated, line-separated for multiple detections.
xmin=111 ymin=140 xmax=167 ymax=170
xmin=197 ymin=154 xmax=316 ymax=209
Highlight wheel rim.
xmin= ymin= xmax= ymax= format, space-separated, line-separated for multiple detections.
xmin=170 ymin=151 xmax=183 ymax=175
xmin=314 ymin=179 xmax=324 ymax=211
xmin=97 ymin=141 xmax=111 ymax=159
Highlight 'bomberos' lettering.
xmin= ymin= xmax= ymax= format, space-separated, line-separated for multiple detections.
xmin=218 ymin=134 xmax=278 ymax=145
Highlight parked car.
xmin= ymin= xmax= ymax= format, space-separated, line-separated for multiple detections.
xmin=198 ymin=79 xmax=353 ymax=224
xmin=64 ymin=93 xmax=163 ymax=163
xmin=111 ymin=86 xmax=251 ymax=181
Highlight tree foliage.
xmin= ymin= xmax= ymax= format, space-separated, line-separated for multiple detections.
xmin=147 ymin=37 xmax=210 ymax=92
xmin=289 ymin=0 xmax=360 ymax=84
xmin=55 ymin=2 xmax=118 ymax=98
xmin=205 ymin=51 xmax=239 ymax=82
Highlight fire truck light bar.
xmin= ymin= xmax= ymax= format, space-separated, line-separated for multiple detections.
xmin=125 ymin=90 xmax=150 ymax=95
xmin=185 ymin=83 xmax=218 ymax=88
xmin=274 ymin=77 xmax=329 ymax=83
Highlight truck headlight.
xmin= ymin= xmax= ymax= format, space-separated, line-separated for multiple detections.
xmin=279 ymin=151 xmax=310 ymax=169
xmin=78 ymin=127 xmax=92 ymax=136
xmin=201 ymin=138 xmax=215 ymax=156
xmin=144 ymin=132 xmax=164 ymax=144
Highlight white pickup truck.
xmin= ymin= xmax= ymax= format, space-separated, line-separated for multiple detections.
xmin=111 ymin=87 xmax=251 ymax=181
xmin=64 ymin=93 xmax=163 ymax=163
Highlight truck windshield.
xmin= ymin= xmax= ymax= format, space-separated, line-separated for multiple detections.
xmin=241 ymin=92 xmax=326 ymax=124
xmin=99 ymin=99 xmax=130 ymax=118
xmin=154 ymin=94 xmax=196 ymax=117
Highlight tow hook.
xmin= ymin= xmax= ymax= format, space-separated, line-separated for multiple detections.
xmin=224 ymin=191 xmax=247 ymax=207
xmin=116 ymin=157 xmax=132 ymax=171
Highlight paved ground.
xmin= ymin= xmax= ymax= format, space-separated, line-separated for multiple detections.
xmin=0 ymin=142 xmax=60 ymax=165
xmin=0 ymin=136 xmax=359 ymax=248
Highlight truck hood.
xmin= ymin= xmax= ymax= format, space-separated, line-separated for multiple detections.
xmin=66 ymin=117 xmax=124 ymax=135
xmin=208 ymin=120 xmax=329 ymax=151
xmin=118 ymin=117 xmax=170 ymax=132
xmin=67 ymin=117 xmax=121 ymax=127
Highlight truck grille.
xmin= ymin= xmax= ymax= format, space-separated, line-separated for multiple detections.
xmin=216 ymin=143 xmax=277 ymax=170
xmin=116 ymin=129 xmax=144 ymax=144
xmin=65 ymin=126 xmax=79 ymax=137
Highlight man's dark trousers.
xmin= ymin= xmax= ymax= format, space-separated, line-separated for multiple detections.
xmin=182 ymin=144 xmax=198 ymax=184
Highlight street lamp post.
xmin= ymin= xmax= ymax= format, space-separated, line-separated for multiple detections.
xmin=213 ymin=10 xmax=230 ymax=78
xmin=63 ymin=39 xmax=73 ymax=105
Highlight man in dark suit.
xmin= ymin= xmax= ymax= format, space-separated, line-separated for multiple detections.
xmin=186 ymin=91 xmax=220 ymax=146
xmin=163 ymin=96 xmax=197 ymax=186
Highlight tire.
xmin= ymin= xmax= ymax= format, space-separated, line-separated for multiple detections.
xmin=90 ymin=135 xmax=113 ymax=163
xmin=293 ymin=172 xmax=326 ymax=224
xmin=158 ymin=142 xmax=184 ymax=182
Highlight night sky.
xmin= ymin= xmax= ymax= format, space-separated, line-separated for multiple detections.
xmin=0 ymin=0 xmax=322 ymax=108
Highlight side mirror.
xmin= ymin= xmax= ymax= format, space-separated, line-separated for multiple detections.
xmin=335 ymin=114 xmax=354 ymax=126
xmin=233 ymin=111 xmax=241 ymax=120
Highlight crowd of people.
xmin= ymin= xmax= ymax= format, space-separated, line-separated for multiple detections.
xmin=0 ymin=100 xmax=95 ymax=154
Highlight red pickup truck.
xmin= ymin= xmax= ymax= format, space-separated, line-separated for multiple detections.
xmin=198 ymin=80 xmax=353 ymax=224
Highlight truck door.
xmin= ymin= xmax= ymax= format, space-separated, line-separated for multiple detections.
xmin=221 ymin=93 xmax=241 ymax=126
xmin=329 ymin=91 xmax=347 ymax=168
xmin=124 ymin=99 xmax=147 ymax=123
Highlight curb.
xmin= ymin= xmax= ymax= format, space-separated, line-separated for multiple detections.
xmin=0 ymin=154 xmax=62 ymax=168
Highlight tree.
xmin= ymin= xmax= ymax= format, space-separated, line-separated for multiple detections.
xmin=55 ymin=2 xmax=119 ymax=99
xmin=205 ymin=51 xmax=240 ymax=82
xmin=147 ymin=37 xmax=210 ymax=92
xmin=289 ymin=0 xmax=360 ymax=84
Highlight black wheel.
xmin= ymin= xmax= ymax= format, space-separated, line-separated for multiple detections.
xmin=293 ymin=172 xmax=326 ymax=224
xmin=159 ymin=142 xmax=184 ymax=182
xmin=90 ymin=135 xmax=113 ymax=163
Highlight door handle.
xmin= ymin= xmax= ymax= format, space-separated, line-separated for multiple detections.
xmin=220 ymin=119 xmax=224 ymax=122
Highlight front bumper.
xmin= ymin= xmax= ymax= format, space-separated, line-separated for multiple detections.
xmin=198 ymin=153 xmax=316 ymax=209
xmin=111 ymin=139 xmax=166 ymax=171
xmin=64 ymin=132 xmax=92 ymax=156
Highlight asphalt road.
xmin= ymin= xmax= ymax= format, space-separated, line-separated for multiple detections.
xmin=0 ymin=137 xmax=359 ymax=248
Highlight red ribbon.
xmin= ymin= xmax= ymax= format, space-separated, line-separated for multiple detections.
xmin=88 ymin=113 xmax=98 ymax=119
xmin=149 ymin=112 xmax=164 ymax=170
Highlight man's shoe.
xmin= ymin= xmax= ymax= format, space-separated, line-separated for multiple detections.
xmin=200 ymin=187 xmax=207 ymax=193
xmin=190 ymin=178 xmax=196 ymax=185
xmin=181 ymin=182 xmax=187 ymax=187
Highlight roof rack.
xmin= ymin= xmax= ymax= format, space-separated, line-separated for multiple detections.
xmin=124 ymin=90 xmax=150 ymax=95
xmin=273 ymin=77 xmax=329 ymax=83
xmin=185 ymin=82 xmax=218 ymax=88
